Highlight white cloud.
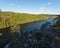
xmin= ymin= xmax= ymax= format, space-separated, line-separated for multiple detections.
xmin=39 ymin=7 xmax=59 ymax=14
xmin=48 ymin=2 xmax=52 ymax=5
xmin=9 ymin=2 xmax=16 ymax=6
xmin=39 ymin=7 xmax=48 ymax=11
xmin=39 ymin=7 xmax=51 ymax=14
xmin=13 ymin=6 xmax=59 ymax=14
xmin=9 ymin=3 xmax=13 ymax=6
xmin=18 ymin=7 xmax=59 ymax=14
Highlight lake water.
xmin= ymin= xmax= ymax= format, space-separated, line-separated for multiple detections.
xmin=20 ymin=18 xmax=57 ymax=32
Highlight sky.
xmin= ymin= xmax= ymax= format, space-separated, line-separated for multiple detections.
xmin=0 ymin=0 xmax=60 ymax=14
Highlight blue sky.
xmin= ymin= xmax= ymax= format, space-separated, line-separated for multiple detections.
xmin=0 ymin=0 xmax=60 ymax=14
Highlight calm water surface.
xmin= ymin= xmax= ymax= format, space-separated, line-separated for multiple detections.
xmin=20 ymin=18 xmax=57 ymax=32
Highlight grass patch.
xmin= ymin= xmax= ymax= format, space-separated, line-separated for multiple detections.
xmin=0 ymin=12 xmax=57 ymax=30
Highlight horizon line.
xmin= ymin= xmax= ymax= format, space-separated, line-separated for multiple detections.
xmin=0 ymin=10 xmax=60 ymax=15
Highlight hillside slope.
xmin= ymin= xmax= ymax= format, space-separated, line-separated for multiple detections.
xmin=0 ymin=11 xmax=57 ymax=30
